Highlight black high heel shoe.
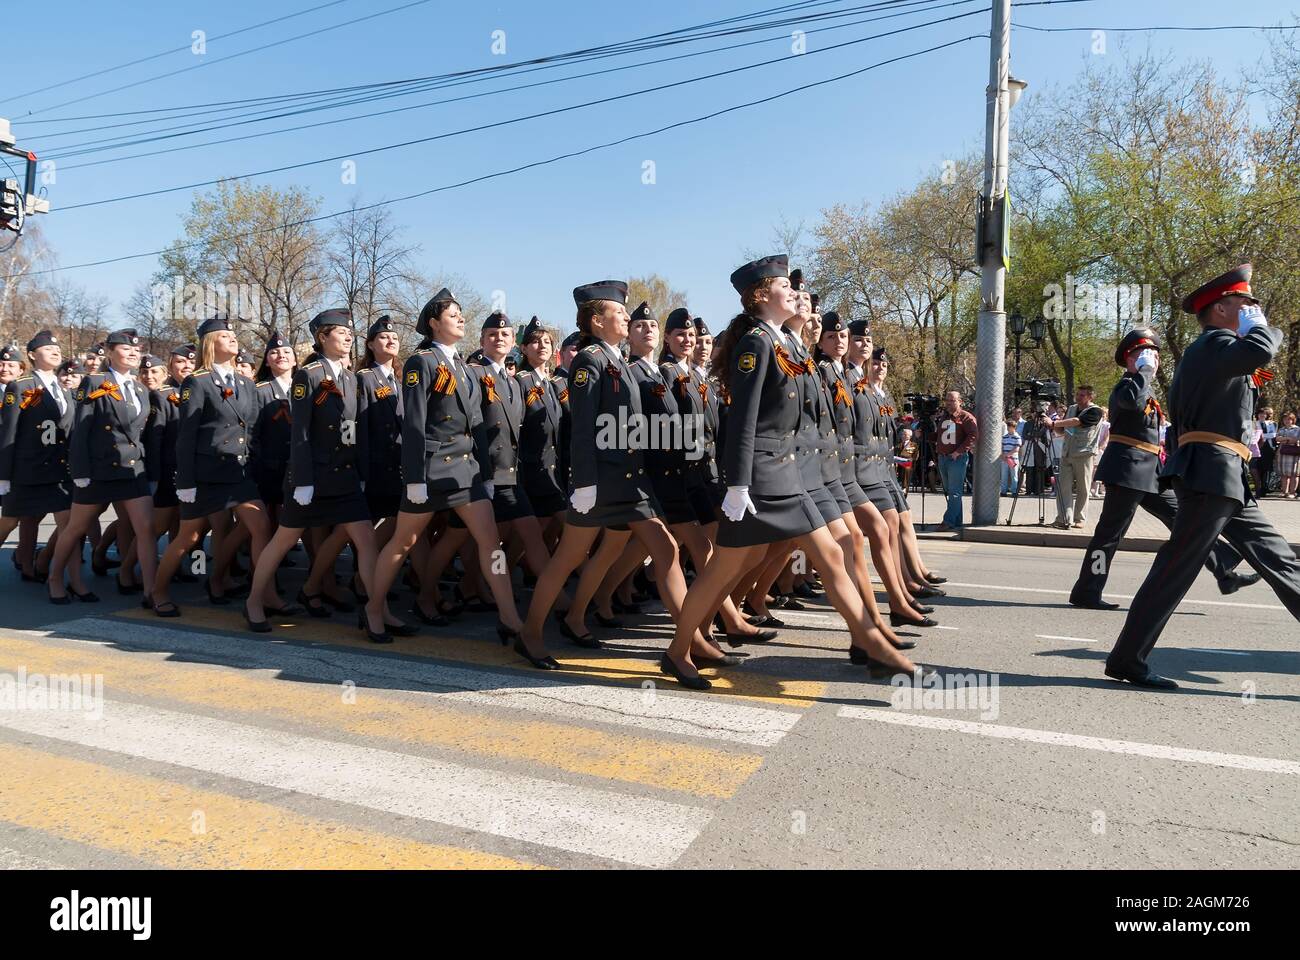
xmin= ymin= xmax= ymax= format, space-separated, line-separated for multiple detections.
xmin=911 ymin=603 xmax=935 ymax=615
xmin=206 ymin=579 xmax=230 ymax=606
xmin=848 ymin=646 xmax=935 ymax=679
xmin=912 ymin=585 xmax=946 ymax=599
xmin=297 ymin=589 xmax=331 ymax=618
xmin=511 ymin=637 xmax=561 ymax=670
xmin=557 ymin=618 xmax=602 ymax=650
xmin=659 ymin=654 xmax=712 ymax=691
xmin=924 ymin=573 xmax=948 ymax=585
xmin=593 ymin=612 xmax=622 ymax=629
xmin=889 ymin=612 xmax=937 ymax=628
xmin=70 ymin=588 xmax=100 ymax=603
xmin=410 ymin=602 xmax=449 ymax=627
xmin=244 ymin=602 xmax=272 ymax=634
xmin=385 ymin=618 xmax=418 ymax=637
xmin=47 ymin=585 xmax=71 ymax=606
xmin=357 ymin=609 xmax=392 ymax=644
xmin=116 ymin=578 xmax=143 ymax=596
xmin=722 ymin=628 xmax=778 ymax=649
xmin=888 ymin=635 xmax=917 ymax=650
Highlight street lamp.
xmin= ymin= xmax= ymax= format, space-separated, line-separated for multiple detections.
xmin=1009 ymin=310 xmax=1026 ymax=384
xmin=1029 ymin=314 xmax=1046 ymax=345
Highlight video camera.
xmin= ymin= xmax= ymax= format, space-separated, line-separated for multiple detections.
xmin=1013 ymin=378 xmax=1061 ymax=403
xmin=903 ymin=393 xmax=941 ymax=418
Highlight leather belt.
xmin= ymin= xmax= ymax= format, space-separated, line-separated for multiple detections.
xmin=1108 ymin=434 xmax=1161 ymax=456
xmin=1177 ymin=431 xmax=1252 ymax=462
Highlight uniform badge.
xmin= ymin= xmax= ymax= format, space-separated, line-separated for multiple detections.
xmin=181 ymin=388 xmax=190 ymax=402
xmin=572 ymin=368 xmax=590 ymax=387
xmin=74 ymin=390 xmax=86 ymax=402
xmin=405 ymin=370 xmax=420 ymax=387
xmin=738 ymin=353 xmax=757 ymax=373
xmin=292 ymin=383 xmax=307 ymax=400
xmin=3 ymin=393 xmax=12 ymax=405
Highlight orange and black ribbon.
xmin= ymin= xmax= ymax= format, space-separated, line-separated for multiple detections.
xmin=88 ymin=382 xmax=123 ymax=402
xmin=852 ymin=378 xmax=868 ymax=395
xmin=221 ymin=387 xmax=234 ymax=400
xmin=315 ymin=378 xmax=342 ymax=406
xmin=558 ymin=388 xmax=569 ymax=404
xmin=697 ymin=382 xmax=709 ymax=407
xmin=167 ymin=392 xmax=181 ymax=407
xmin=1252 ymin=367 xmax=1274 ymax=389
xmin=375 ymin=385 xmax=394 ymax=400
xmin=19 ymin=387 xmax=44 ymax=410
xmin=773 ymin=344 xmax=806 ymax=379
xmin=718 ymin=383 xmax=731 ymax=406
xmin=803 ymin=357 xmax=817 ymax=375
xmin=482 ymin=374 xmax=501 ymax=403
xmin=432 ymin=363 xmax=456 ymax=396
xmin=1144 ymin=396 xmax=1163 ymax=422
xmin=525 ymin=384 xmax=544 ymax=407
xmin=832 ymin=380 xmax=850 ymax=407
xmin=606 ymin=363 xmax=622 ymax=394
xmin=271 ymin=402 xmax=290 ymax=422
xmin=880 ymin=404 xmax=895 ymax=417
xmin=651 ymin=383 xmax=667 ymax=399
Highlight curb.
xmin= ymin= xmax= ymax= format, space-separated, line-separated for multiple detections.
xmin=925 ymin=525 xmax=1300 ymax=554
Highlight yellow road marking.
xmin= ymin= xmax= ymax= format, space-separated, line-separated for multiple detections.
xmin=0 ymin=742 xmax=535 ymax=869
xmin=113 ymin=605 xmax=826 ymax=707
xmin=0 ymin=632 xmax=761 ymax=799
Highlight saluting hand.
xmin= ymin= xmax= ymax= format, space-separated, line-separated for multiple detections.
xmin=0 ymin=481 xmax=9 ymax=496
xmin=74 ymin=478 xmax=90 ymax=489
xmin=722 ymin=485 xmax=758 ymax=523
xmin=1237 ymin=304 xmax=1268 ymax=336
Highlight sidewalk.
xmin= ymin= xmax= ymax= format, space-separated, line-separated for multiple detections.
xmin=913 ymin=490 xmax=1300 ymax=553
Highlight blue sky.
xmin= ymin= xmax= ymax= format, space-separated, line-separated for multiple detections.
xmin=3 ymin=0 xmax=1293 ymax=334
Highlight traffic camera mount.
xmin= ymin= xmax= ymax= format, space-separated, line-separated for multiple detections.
xmin=1 ymin=118 xmax=50 ymax=240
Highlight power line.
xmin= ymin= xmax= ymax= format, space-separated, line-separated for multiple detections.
xmin=1016 ymin=22 xmax=1299 ymax=34
xmin=51 ymin=6 xmax=989 ymax=211
xmin=1 ymin=1 xmax=354 ymax=106
xmin=28 ymin=34 xmax=986 ymax=277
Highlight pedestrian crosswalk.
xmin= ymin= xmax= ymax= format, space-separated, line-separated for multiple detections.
xmin=0 ymin=615 xmax=812 ymax=868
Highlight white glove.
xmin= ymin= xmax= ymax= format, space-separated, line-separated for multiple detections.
xmin=722 ymin=485 xmax=758 ymax=522
xmin=359 ymin=481 xmax=366 ymax=492
xmin=293 ymin=485 xmax=314 ymax=506
xmin=1237 ymin=304 xmax=1268 ymax=336
xmin=177 ymin=487 xmax=196 ymax=503
xmin=0 ymin=481 xmax=9 ymax=496
xmin=406 ymin=482 xmax=428 ymax=505
xmin=1135 ymin=349 xmax=1158 ymax=373
xmin=570 ymin=485 xmax=597 ymax=514
xmin=74 ymin=478 xmax=91 ymax=489
xmin=482 ymin=481 xmax=495 ymax=500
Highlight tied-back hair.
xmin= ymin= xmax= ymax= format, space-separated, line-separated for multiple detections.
xmin=711 ymin=277 xmax=778 ymax=392
xmin=576 ymin=300 xmax=611 ymax=349
xmin=255 ymin=344 xmax=297 ymax=384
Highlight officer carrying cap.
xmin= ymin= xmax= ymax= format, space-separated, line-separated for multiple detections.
xmin=630 ymin=301 xmax=654 ymax=323
xmin=309 ymin=308 xmax=352 ymax=334
xmin=730 ymin=254 xmax=788 ymax=294
xmin=26 ymin=329 xmax=58 ymax=352
xmin=664 ymin=308 xmax=692 ymax=333
xmin=560 ymin=330 xmax=582 ymax=350
xmin=1181 ymin=264 xmax=1260 ymax=315
xmin=170 ymin=343 xmax=196 ymax=360
xmin=848 ymin=319 xmax=870 ymax=337
xmin=822 ymin=311 xmax=845 ymax=333
xmin=366 ymin=315 xmax=397 ymax=340
xmin=0 ymin=344 xmax=18 ymax=362
xmin=416 ymin=288 xmax=459 ymax=338
xmin=693 ymin=317 xmax=710 ymax=337
xmin=197 ymin=315 xmax=232 ymax=339
xmin=105 ymin=328 xmax=140 ymax=347
xmin=481 ymin=311 xmax=511 ymax=331
xmin=1114 ymin=327 xmax=1161 ymax=367
xmin=572 ymin=280 xmax=628 ymax=307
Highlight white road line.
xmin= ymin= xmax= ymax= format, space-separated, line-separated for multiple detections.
xmin=934 ymin=625 xmax=959 ymax=631
xmin=837 ymin=706 xmax=1300 ymax=776
xmin=1197 ymin=649 xmax=1251 ymax=657
xmin=36 ymin=619 xmax=801 ymax=747
xmin=1036 ymin=635 xmax=1096 ymax=643
xmin=941 ymin=581 xmax=1285 ymax=611
xmin=0 ymin=698 xmax=711 ymax=867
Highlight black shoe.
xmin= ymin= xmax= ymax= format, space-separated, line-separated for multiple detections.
xmin=889 ymin=612 xmax=937 ymax=628
xmin=243 ymin=603 xmax=272 ymax=634
xmin=696 ymin=653 xmax=744 ymax=667
xmin=386 ymin=620 xmax=418 ymax=637
xmin=410 ymin=603 xmax=449 ymax=627
xmin=722 ymin=629 xmax=777 ymax=648
xmin=264 ymin=602 xmax=304 ymax=617
xmin=911 ymin=604 xmax=935 ymax=615
xmin=90 ymin=556 xmax=121 ymax=577
xmin=611 ymin=598 xmax=644 ymax=615
xmin=1104 ymin=664 xmax=1179 ymax=689
xmin=20 ymin=569 xmax=48 ymax=584
xmin=912 ymin=585 xmax=946 ymax=599
xmin=793 ymin=582 xmax=816 ymax=599
xmin=1218 ymin=570 xmax=1262 ymax=595
xmin=47 ymin=590 xmax=71 ymax=606
xmin=462 ymin=598 xmax=498 ymax=614
xmin=558 ymin=619 xmax=603 ymax=649
xmin=593 ymin=612 xmax=622 ymax=629
xmin=1069 ymin=595 xmax=1120 ymax=611
xmin=924 ymin=573 xmax=947 ymax=585
xmin=889 ymin=636 xmax=917 ymax=650
xmin=321 ymin=592 xmax=355 ymax=613
xmin=70 ymin=588 xmax=100 ymax=603
xmin=152 ymin=600 xmax=182 ymax=618
xmin=206 ymin=579 xmax=231 ymax=606
xmin=659 ymin=654 xmax=712 ymax=690
xmin=115 ymin=578 xmax=142 ymax=595
xmin=512 ymin=637 xmax=560 ymax=670
xmin=297 ymin=589 xmax=331 ymax=618
xmin=357 ymin=610 xmax=393 ymax=644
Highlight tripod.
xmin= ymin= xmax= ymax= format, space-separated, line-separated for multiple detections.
xmin=1006 ymin=418 xmax=1053 ymax=525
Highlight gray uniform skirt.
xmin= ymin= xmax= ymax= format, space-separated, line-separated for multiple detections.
xmin=567 ymin=496 xmax=659 ymax=529
xmin=1 ymin=482 xmax=71 ymax=518
xmin=716 ymin=490 xmax=824 ymax=548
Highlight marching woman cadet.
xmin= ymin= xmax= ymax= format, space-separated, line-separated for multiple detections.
xmin=44 ymin=328 xmax=158 ymax=605
xmin=0 ymin=342 xmax=43 ymax=581
xmin=166 ymin=343 xmax=196 ymax=389
xmin=0 ymin=330 xmax=87 ymax=596
xmin=669 ymin=256 xmax=926 ymax=689
xmin=243 ymin=309 xmax=400 ymax=637
xmin=300 ymin=316 xmax=407 ymax=610
xmin=361 ymin=290 xmax=533 ymax=655
xmin=151 ymin=316 xmax=282 ymax=617
xmin=662 ymin=310 xmax=724 ymax=527
xmin=515 ymin=317 xmax=567 ymax=536
xmin=521 ymin=281 xmax=715 ymax=672
xmin=250 ymin=331 xmax=296 ymax=524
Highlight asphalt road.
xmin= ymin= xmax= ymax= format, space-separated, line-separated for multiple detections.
xmin=0 ymin=537 xmax=1296 ymax=870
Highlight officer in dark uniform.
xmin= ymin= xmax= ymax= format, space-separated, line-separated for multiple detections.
xmin=45 ymin=328 xmax=157 ymax=605
xmin=1069 ymin=327 xmax=1255 ymax=610
xmin=142 ymin=354 xmax=182 ymax=515
xmin=166 ymin=343 xmax=197 ymax=389
xmin=0 ymin=330 xmax=80 ymax=590
xmin=356 ymin=315 xmax=405 ymax=522
xmin=1106 ymin=265 xmax=1300 ymax=688
xmin=251 ymin=330 xmax=295 ymax=515
xmin=661 ymin=307 xmax=721 ymax=525
xmin=516 ymin=316 xmax=567 ymax=519
xmin=468 ymin=312 xmax=530 ymax=524
xmin=553 ymin=329 xmax=580 ymax=492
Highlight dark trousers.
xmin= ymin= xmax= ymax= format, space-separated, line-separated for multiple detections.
xmin=1071 ymin=484 xmax=1242 ymax=603
xmin=1108 ymin=481 xmax=1300 ymax=674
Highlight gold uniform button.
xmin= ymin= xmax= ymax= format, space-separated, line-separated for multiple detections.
xmin=788 ymin=392 xmax=796 ymax=400
xmin=625 ymin=473 xmax=632 ymax=479
xmin=444 ymin=456 xmax=452 ymax=462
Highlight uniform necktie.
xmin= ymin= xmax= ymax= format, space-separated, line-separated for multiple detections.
xmin=225 ymin=372 xmax=238 ymax=400
xmin=123 ymin=376 xmax=139 ymax=415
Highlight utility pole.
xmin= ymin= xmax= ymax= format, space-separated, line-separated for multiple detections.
xmin=972 ymin=0 xmax=1023 ymax=526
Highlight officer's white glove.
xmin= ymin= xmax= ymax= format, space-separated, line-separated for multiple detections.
xmin=0 ymin=481 xmax=9 ymax=496
xmin=482 ymin=481 xmax=495 ymax=500
xmin=177 ymin=487 xmax=196 ymax=503
xmin=1237 ymin=304 xmax=1268 ymax=336
xmin=293 ymin=485 xmax=314 ymax=506
xmin=74 ymin=478 xmax=91 ymax=489
xmin=722 ymin=485 xmax=758 ymax=522
xmin=1135 ymin=349 xmax=1158 ymax=373
xmin=359 ymin=481 xmax=366 ymax=492
xmin=570 ymin=485 xmax=597 ymax=514
xmin=406 ymin=482 xmax=428 ymax=505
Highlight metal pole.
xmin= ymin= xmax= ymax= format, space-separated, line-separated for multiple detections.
xmin=972 ymin=0 xmax=1012 ymax=526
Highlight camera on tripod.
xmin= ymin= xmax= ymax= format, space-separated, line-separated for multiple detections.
xmin=1013 ymin=378 xmax=1061 ymax=404
xmin=903 ymin=393 xmax=941 ymax=418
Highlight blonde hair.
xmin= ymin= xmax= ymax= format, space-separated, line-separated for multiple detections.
xmin=200 ymin=332 xmax=220 ymax=371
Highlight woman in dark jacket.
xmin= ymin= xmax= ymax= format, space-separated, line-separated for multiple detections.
xmin=251 ymin=330 xmax=296 ymax=523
